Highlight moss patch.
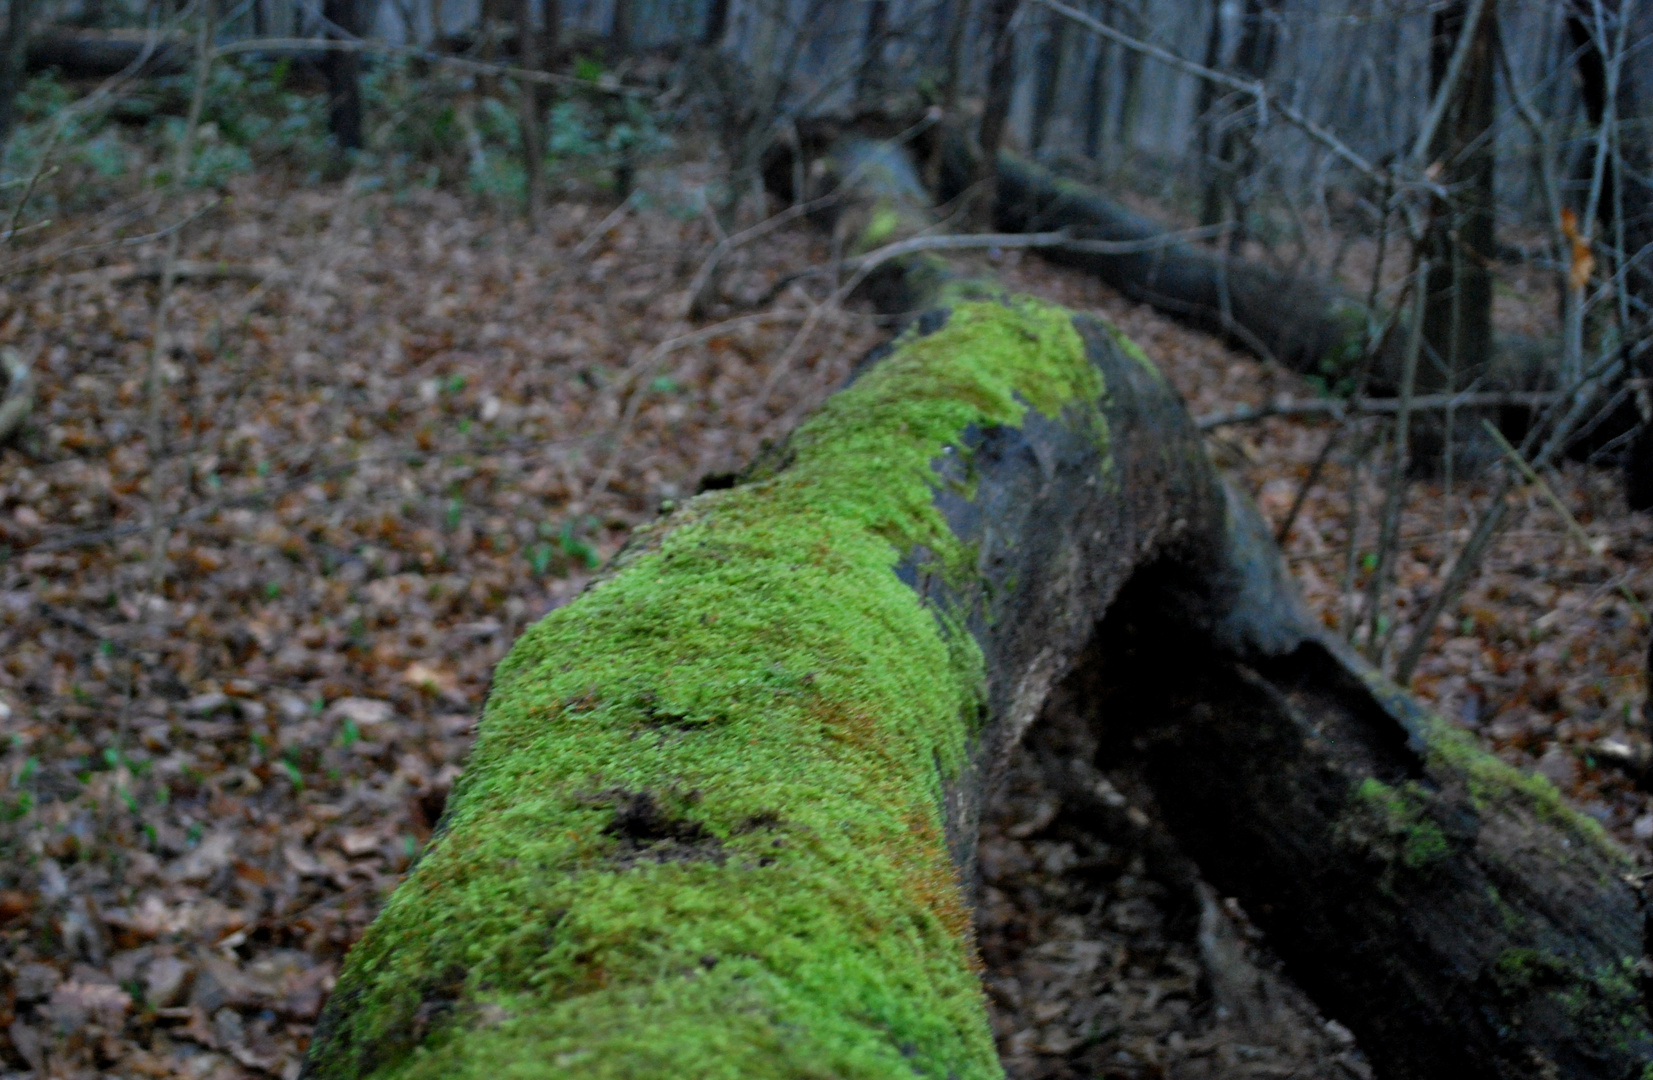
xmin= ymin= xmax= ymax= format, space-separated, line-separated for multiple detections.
xmin=1423 ymin=716 xmax=1623 ymax=863
xmin=304 ymin=298 xmax=1108 ymax=1080
xmin=1349 ymin=777 xmax=1450 ymax=871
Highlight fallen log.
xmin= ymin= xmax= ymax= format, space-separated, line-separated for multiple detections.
xmin=302 ymin=141 xmax=1652 ymax=1080
xmin=983 ymin=150 xmax=1372 ymax=382
xmin=25 ymin=28 xmax=193 ymax=77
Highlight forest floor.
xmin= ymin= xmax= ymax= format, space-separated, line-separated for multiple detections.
xmin=0 ymin=169 xmax=1647 ymax=1080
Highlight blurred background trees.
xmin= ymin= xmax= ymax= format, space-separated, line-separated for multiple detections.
xmin=0 ymin=0 xmax=1649 ymax=667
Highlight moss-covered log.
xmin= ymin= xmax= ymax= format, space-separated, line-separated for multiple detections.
xmin=302 ymin=142 xmax=1651 ymax=1080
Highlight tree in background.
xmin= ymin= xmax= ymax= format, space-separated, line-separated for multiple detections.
xmin=1196 ymin=0 xmax=1282 ymax=248
xmin=1420 ymin=0 xmax=1499 ymax=394
xmin=1029 ymin=4 xmax=1067 ymax=155
xmin=0 ymin=0 xmax=39 ymax=152
xmin=322 ymin=0 xmax=366 ymax=151
xmin=518 ymin=0 xmax=557 ymax=225
xmin=975 ymin=0 xmax=1018 ymax=225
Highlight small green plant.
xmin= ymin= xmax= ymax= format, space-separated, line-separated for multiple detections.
xmin=559 ymin=521 xmax=600 ymax=568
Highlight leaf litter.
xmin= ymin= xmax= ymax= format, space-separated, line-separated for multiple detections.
xmin=0 ymin=175 xmax=1645 ymax=1080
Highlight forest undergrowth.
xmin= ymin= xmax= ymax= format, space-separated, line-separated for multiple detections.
xmin=0 ymin=167 xmax=1647 ymax=1080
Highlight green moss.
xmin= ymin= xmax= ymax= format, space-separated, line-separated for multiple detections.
xmin=306 ymin=298 xmax=1109 ymax=1080
xmin=862 ymin=205 xmax=903 ymax=248
xmin=1422 ymin=717 xmax=1622 ymax=863
xmin=1349 ymin=777 xmax=1450 ymax=870
xmin=1493 ymin=947 xmax=1568 ymax=996
xmin=1102 ymin=322 xmax=1161 ymax=382
xmin=1554 ymin=957 xmax=1646 ymax=1052
xmin=1345 ymin=659 xmax=1625 ymax=866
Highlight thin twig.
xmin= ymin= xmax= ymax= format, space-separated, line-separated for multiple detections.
xmin=1481 ymin=419 xmax=1649 ymax=621
xmin=144 ymin=6 xmax=215 ymax=590
xmin=1273 ymin=420 xmax=1345 ymax=548
xmin=571 ymin=190 xmax=640 ymax=260
xmin=1363 ymin=264 xmax=1427 ymax=662
xmin=1196 ymin=390 xmax=1568 ymax=430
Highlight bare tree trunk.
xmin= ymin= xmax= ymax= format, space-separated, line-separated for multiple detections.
xmin=427 ymin=0 xmax=445 ymax=49
xmin=1420 ymin=0 xmax=1498 ymax=396
xmin=1082 ymin=4 xmax=1108 ymax=162
xmin=1193 ymin=0 xmax=1224 ymax=217
xmin=939 ymin=0 xmax=972 ymax=114
xmin=0 ymin=0 xmax=39 ymax=152
xmin=1197 ymin=0 xmax=1280 ymax=244
xmin=608 ymin=0 xmax=631 ymax=56
xmin=517 ymin=0 xmax=554 ymax=226
xmin=856 ymin=0 xmax=890 ymax=106
xmin=322 ymin=0 xmax=365 ymax=152
xmin=701 ymin=0 xmax=729 ymax=45
xmin=974 ymin=0 xmax=1019 ymax=226
xmin=1567 ymin=0 xmax=1653 ymax=508
xmin=1029 ymin=5 xmax=1066 ymax=154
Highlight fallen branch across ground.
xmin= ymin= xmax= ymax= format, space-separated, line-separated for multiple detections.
xmin=1196 ymin=389 xmax=1569 ymax=429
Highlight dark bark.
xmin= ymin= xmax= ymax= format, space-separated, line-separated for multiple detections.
xmin=1197 ymin=0 xmax=1281 ymax=245
xmin=1028 ymin=6 xmax=1065 ymax=154
xmin=516 ymin=0 xmax=553 ymax=224
xmin=322 ymin=0 xmax=365 ymax=151
xmin=1039 ymin=538 xmax=1653 ymax=1079
xmin=608 ymin=0 xmax=631 ymax=57
xmin=0 ymin=0 xmax=38 ymax=151
xmin=1420 ymin=0 xmax=1498 ymax=394
xmin=984 ymin=149 xmax=1370 ymax=380
xmin=973 ymin=0 xmax=1018 ymax=226
xmin=938 ymin=0 xmax=970 ymax=114
xmin=700 ymin=0 xmax=728 ymax=46
xmin=855 ymin=0 xmax=889 ymax=105
xmin=1566 ymin=1 xmax=1653 ymax=508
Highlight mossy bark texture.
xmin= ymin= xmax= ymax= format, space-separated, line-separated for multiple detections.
xmin=305 ymin=142 xmax=1651 ymax=1080
xmin=301 ymin=295 xmax=1224 ymax=1080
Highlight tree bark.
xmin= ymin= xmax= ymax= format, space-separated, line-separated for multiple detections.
xmin=1028 ymin=6 xmax=1065 ymax=154
xmin=973 ymin=0 xmax=1019 ymax=227
xmin=515 ymin=0 xmax=552 ymax=226
xmin=939 ymin=0 xmax=972 ymax=115
xmin=608 ymin=0 xmax=631 ymax=57
xmin=322 ymin=0 xmax=365 ymax=151
xmin=0 ymin=0 xmax=38 ymax=152
xmin=1420 ymin=0 xmax=1498 ymax=395
xmin=302 ymin=139 xmax=1652 ymax=1080
xmin=700 ymin=0 xmax=729 ymax=46
xmin=1197 ymin=0 xmax=1281 ymax=246
xmin=856 ymin=0 xmax=890 ymax=107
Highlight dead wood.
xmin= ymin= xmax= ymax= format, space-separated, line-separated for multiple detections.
xmin=302 ymin=140 xmax=1653 ymax=1080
